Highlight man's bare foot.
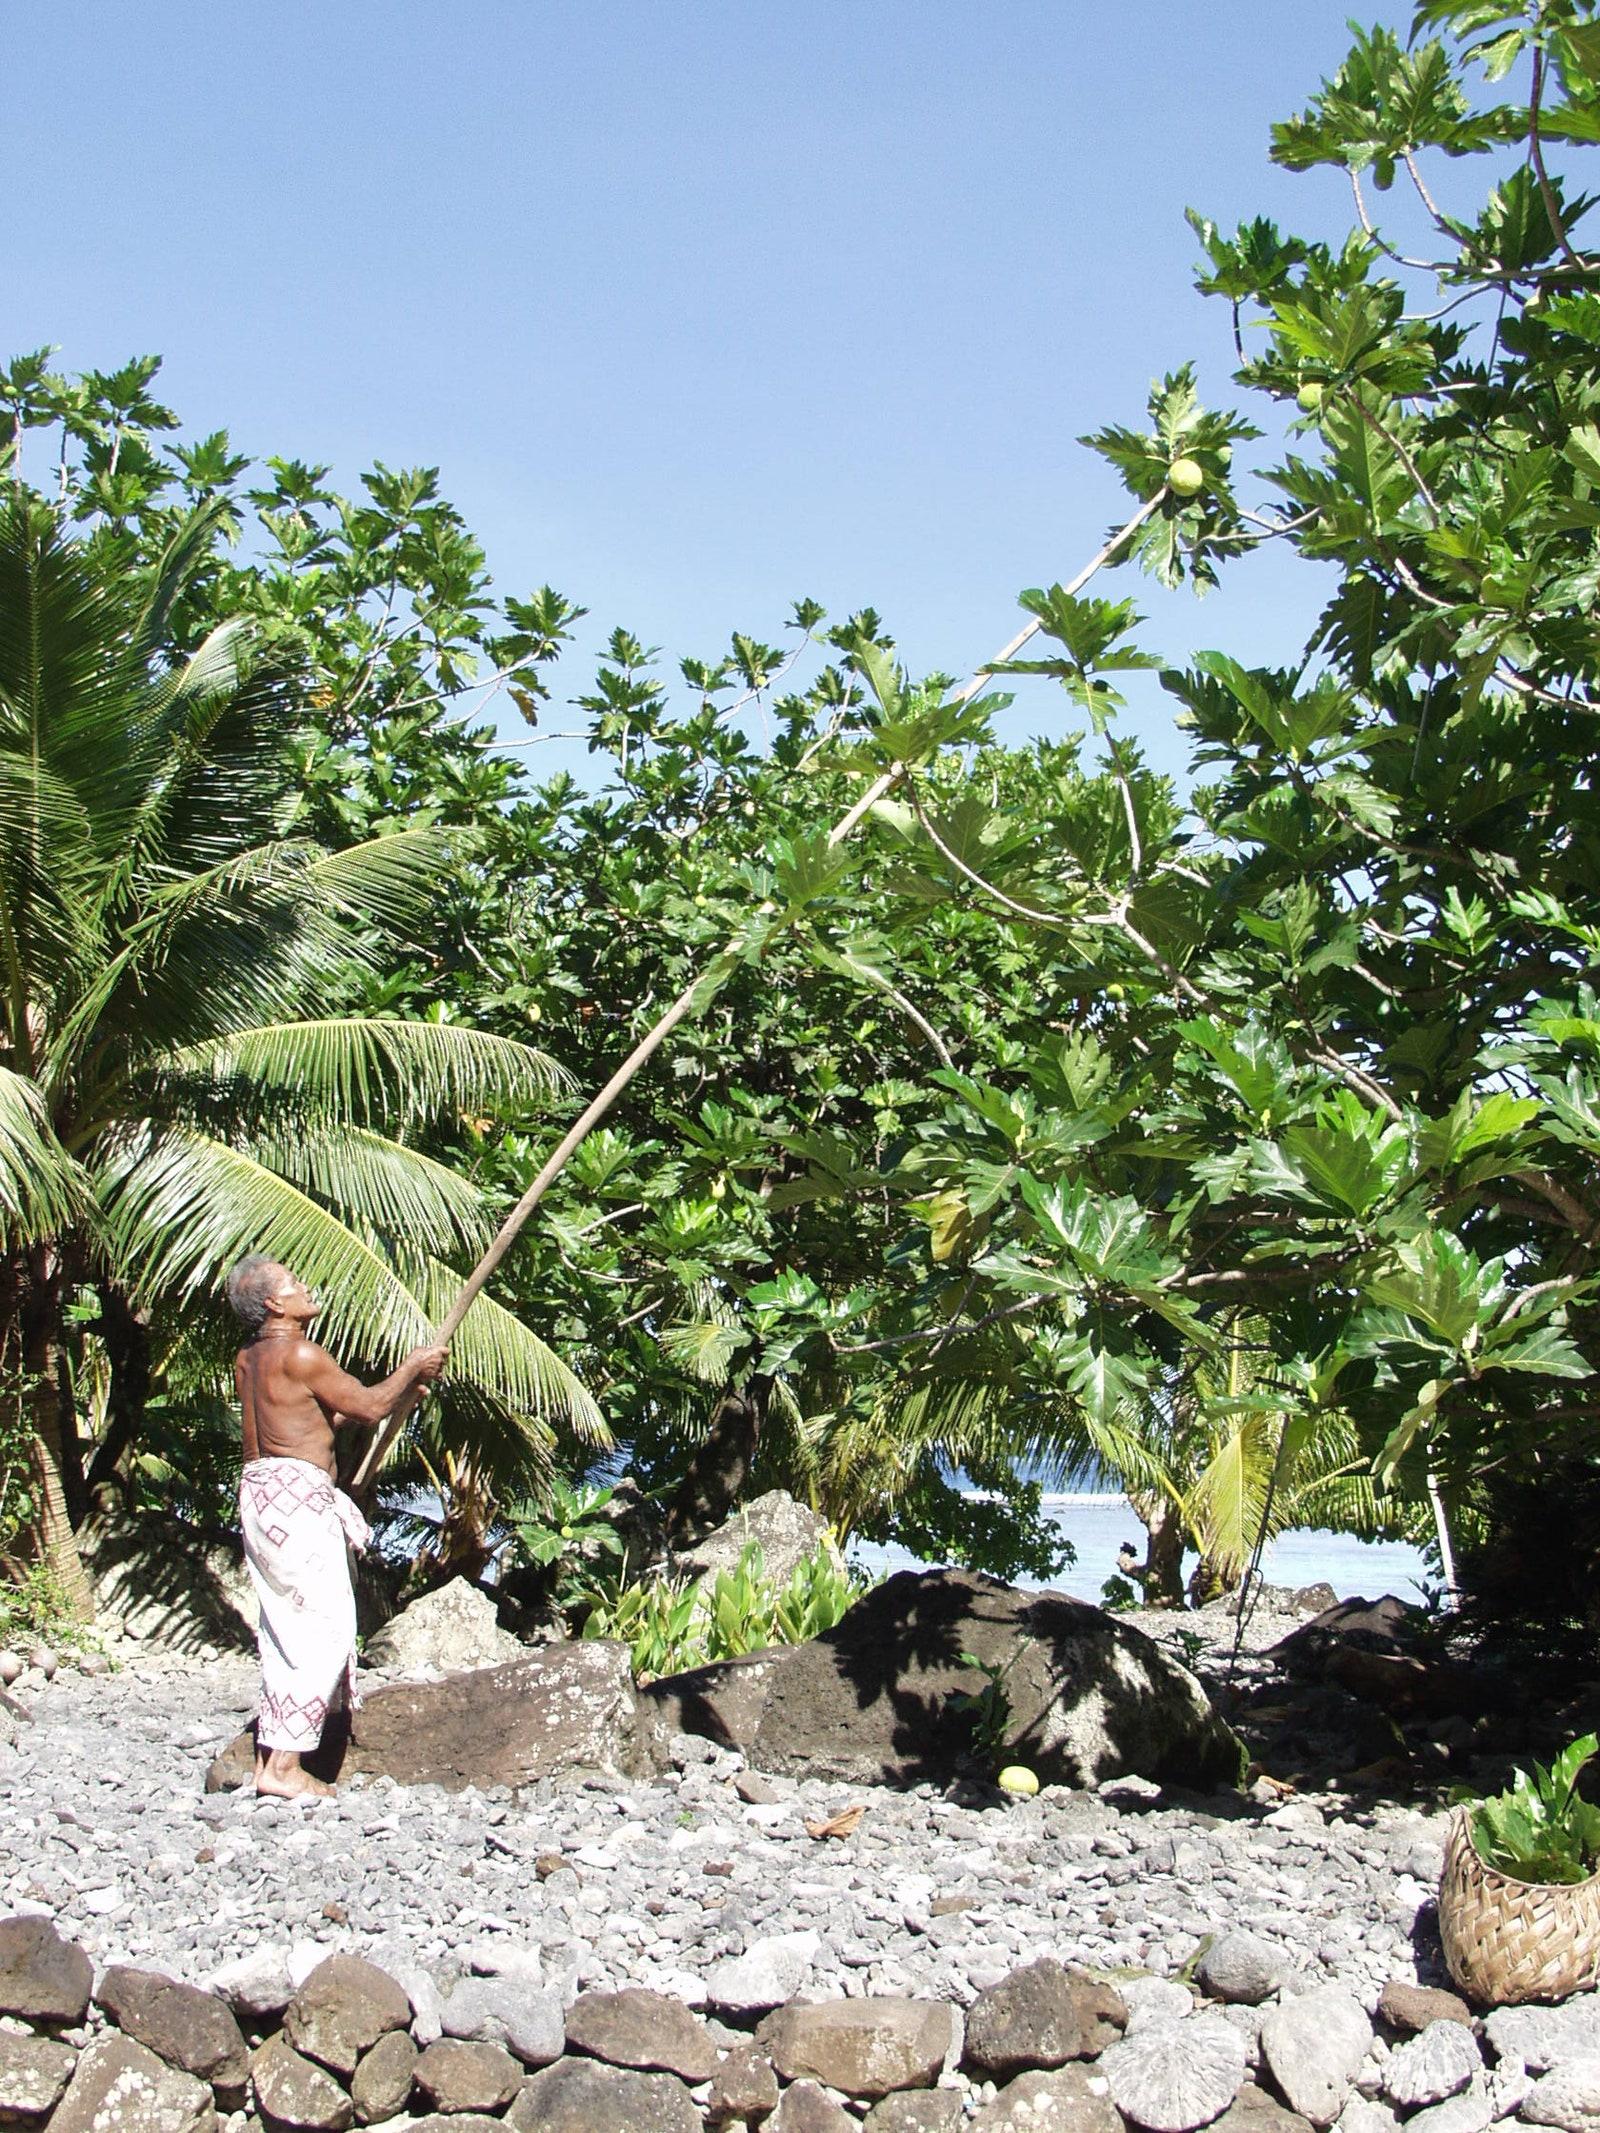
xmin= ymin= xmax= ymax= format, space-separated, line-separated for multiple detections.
xmin=254 ymin=1749 xmax=335 ymax=1800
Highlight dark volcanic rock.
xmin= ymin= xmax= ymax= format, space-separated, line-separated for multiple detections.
xmin=505 ymin=2055 xmax=701 ymax=2131
xmin=963 ymin=1959 xmax=1126 ymax=2078
xmin=756 ymin=1997 xmax=956 ymax=2098
xmin=413 ymin=2036 xmax=522 ymax=2113
xmin=971 ymin=2066 xmax=1124 ymax=2133
xmin=250 ymin=2034 xmax=352 ymax=2130
xmin=706 ymin=2042 xmax=780 ymax=2123
xmin=1377 ymin=1982 xmax=1473 ymax=2036
xmin=97 ymin=1964 xmax=248 ymax=2092
xmin=0 ymin=1912 xmax=93 ymax=2025
xmin=54 ymin=2033 xmax=216 ymax=2132
xmin=564 ymin=1988 xmax=718 ymax=2082
xmin=283 ymin=1954 xmax=412 ymax=2075
xmin=206 ymin=1640 xmax=638 ymax=1792
xmin=0 ymin=2031 xmax=78 ymax=2123
xmin=644 ymin=1567 xmax=1243 ymax=1790
xmin=772 ymin=2083 xmax=857 ymax=2132
xmin=351 ymin=2028 xmax=417 ymax=2123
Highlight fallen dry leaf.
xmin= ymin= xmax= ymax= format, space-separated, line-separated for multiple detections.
xmin=804 ymin=1803 xmax=867 ymax=1840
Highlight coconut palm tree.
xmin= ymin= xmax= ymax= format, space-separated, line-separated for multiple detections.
xmin=0 ymin=494 xmax=604 ymax=1614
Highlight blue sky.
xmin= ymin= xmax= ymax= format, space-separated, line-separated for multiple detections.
xmin=7 ymin=3 xmax=1434 ymax=785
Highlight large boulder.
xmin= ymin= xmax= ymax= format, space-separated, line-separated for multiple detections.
xmin=643 ymin=1568 xmax=1244 ymax=1791
xmin=0 ymin=1913 xmax=93 ymax=2024
xmin=363 ymin=1577 xmax=524 ymax=1677
xmin=672 ymin=1489 xmax=832 ymax=1591
xmin=205 ymin=1638 xmax=639 ymax=1792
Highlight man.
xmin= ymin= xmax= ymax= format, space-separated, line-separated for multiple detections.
xmin=228 ymin=1255 xmax=448 ymax=1799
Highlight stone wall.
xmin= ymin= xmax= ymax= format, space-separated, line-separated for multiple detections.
xmin=5 ymin=1903 xmax=1596 ymax=2131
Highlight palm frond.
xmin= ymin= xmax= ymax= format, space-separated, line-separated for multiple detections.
xmin=94 ymin=1121 xmax=432 ymax=1356
xmin=252 ymin=1124 xmax=498 ymax=1261
xmin=306 ymin=826 xmax=487 ymax=936
xmin=406 ymin=1257 xmax=609 ymax=1443
xmin=165 ymin=1017 xmax=569 ymax=1127
xmin=94 ymin=1122 xmax=607 ymax=1445
xmin=1185 ymin=1410 xmax=1279 ymax=1583
xmin=0 ymin=1066 xmax=88 ymax=1242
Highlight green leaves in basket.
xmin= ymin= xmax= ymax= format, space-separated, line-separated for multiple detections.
xmin=1466 ymin=1735 xmax=1600 ymax=1887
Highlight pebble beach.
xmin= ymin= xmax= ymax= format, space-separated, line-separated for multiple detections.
xmin=0 ymin=1635 xmax=1450 ymax=2021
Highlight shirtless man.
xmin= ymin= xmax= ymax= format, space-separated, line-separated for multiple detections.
xmin=228 ymin=1255 xmax=447 ymax=1799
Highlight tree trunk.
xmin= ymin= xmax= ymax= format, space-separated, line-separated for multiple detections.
xmin=1189 ymin=1552 xmax=1241 ymax=1608
xmin=85 ymin=1284 xmax=153 ymax=1507
xmin=1128 ymin=1490 xmax=1187 ymax=1608
xmin=8 ymin=1247 xmax=96 ymax=1621
xmin=666 ymin=1373 xmax=773 ymax=1549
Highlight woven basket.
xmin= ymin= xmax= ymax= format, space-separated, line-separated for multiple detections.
xmin=1438 ymin=1806 xmax=1600 ymax=2006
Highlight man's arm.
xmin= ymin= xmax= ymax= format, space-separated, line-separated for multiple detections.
xmin=291 ymin=1339 xmax=448 ymax=1427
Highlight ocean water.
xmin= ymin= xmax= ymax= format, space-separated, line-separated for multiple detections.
xmin=848 ymin=1493 xmax=1430 ymax=1607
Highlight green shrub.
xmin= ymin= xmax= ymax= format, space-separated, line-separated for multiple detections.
xmin=1465 ymin=1735 xmax=1600 ymax=1887
xmin=579 ymin=1539 xmax=869 ymax=1682
xmin=503 ymin=1478 xmax=624 ymax=1607
xmin=0 ymin=1562 xmax=96 ymax=1653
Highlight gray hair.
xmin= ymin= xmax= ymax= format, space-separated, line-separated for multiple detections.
xmin=227 ymin=1254 xmax=285 ymax=1333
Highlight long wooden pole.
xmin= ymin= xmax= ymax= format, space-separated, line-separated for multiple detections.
xmin=353 ymin=487 xmax=1167 ymax=1491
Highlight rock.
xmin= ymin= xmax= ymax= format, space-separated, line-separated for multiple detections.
xmin=772 ymin=2083 xmax=857 ymax=2133
xmin=704 ymin=1931 xmax=823 ymax=2014
xmin=564 ymin=1988 xmax=718 ymax=2082
xmin=0 ymin=1912 xmax=94 ymax=2024
xmin=409 ymin=2119 xmax=509 ymax=2133
xmin=1486 ymin=2063 xmax=1535 ymax=2120
xmin=971 ymin=2065 xmax=1125 ymax=2133
xmin=504 ymin=2055 xmax=701 ymax=2131
xmin=757 ymin=1997 xmax=958 ymax=2098
xmin=412 ymin=2037 xmax=522 ymax=2114
xmin=283 ymin=1955 xmax=412 ymax=2076
xmin=1521 ymin=2060 xmax=1600 ymax=2132
xmin=705 ymin=2043 xmax=779 ymax=2124
xmin=207 ymin=1947 xmax=297 ymax=2021
xmin=52 ymin=2033 xmax=217 ymax=2132
xmin=673 ymin=1491 xmax=832 ymax=1592
xmin=438 ymin=1975 xmax=566 ymax=2066
xmin=1485 ymin=2003 xmax=1600 ymax=2075
xmin=0 ymin=1651 xmax=21 ymax=1687
xmin=1208 ymin=2084 xmax=1316 ymax=2133
xmin=1335 ymin=2102 xmax=1398 ymax=2133
xmin=1101 ymin=2014 xmax=1250 ymax=2132
xmin=82 ymin=1514 xmax=256 ymax=1655
xmin=1382 ymin=2022 xmax=1481 ymax=2110
xmin=1259 ymin=1991 xmax=1372 ymax=2128
xmin=207 ymin=1640 xmax=639 ymax=1792
xmin=1123 ymin=1979 xmax=1197 ymax=2034
xmin=25 ymin=1645 xmax=56 ymax=1680
xmin=97 ymin=1964 xmax=249 ymax=2092
xmin=249 ymin=2035 xmax=352 ymax=2130
xmin=0 ymin=2030 xmax=78 ymax=2121
xmin=865 ymin=2089 xmax=967 ymax=2131
xmin=644 ymin=1567 xmax=1243 ymax=1790
xmin=964 ymin=1960 xmax=1126 ymax=2077
xmin=409 ymin=2119 xmax=508 ymax=2133
xmin=1294 ymin=1586 xmax=1339 ymax=1616
xmin=1401 ymin=2082 xmax=1493 ymax=2133
xmin=1198 ymin=1933 xmax=1299 ymax=2006
xmin=350 ymin=2029 xmax=417 ymax=2124
xmin=1274 ymin=1599 xmax=1420 ymax=1671
xmin=1376 ymin=1983 xmax=1472 ymax=2036
xmin=362 ymin=1578 xmax=523 ymax=1676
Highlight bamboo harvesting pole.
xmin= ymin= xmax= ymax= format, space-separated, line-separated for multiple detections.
xmin=353 ymin=486 xmax=1168 ymax=1491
